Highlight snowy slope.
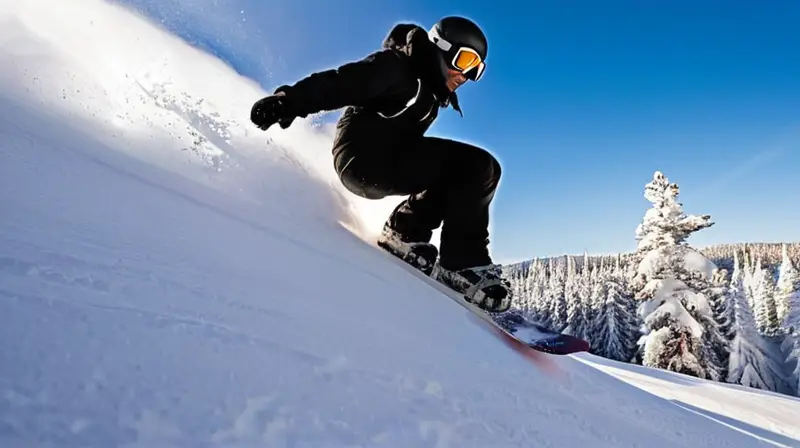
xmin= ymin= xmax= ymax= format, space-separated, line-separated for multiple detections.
xmin=1 ymin=1 xmax=799 ymax=446
xmin=578 ymin=355 xmax=800 ymax=447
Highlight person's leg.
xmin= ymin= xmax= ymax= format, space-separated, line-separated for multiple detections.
xmin=334 ymin=143 xmax=442 ymax=273
xmin=386 ymin=136 xmax=501 ymax=270
xmin=336 ymin=135 xmax=501 ymax=262
xmin=334 ymin=148 xmax=397 ymax=201
xmin=392 ymin=137 xmax=511 ymax=312
xmin=383 ymin=184 xmax=446 ymax=246
xmin=335 ymin=136 xmax=511 ymax=312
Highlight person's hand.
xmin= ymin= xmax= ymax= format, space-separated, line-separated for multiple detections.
xmin=250 ymin=92 xmax=295 ymax=131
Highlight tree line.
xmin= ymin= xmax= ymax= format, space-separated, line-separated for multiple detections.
xmin=503 ymin=171 xmax=800 ymax=397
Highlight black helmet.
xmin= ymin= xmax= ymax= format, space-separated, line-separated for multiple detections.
xmin=428 ymin=16 xmax=487 ymax=81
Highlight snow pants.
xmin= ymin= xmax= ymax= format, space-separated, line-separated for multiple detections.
xmin=334 ymin=136 xmax=501 ymax=270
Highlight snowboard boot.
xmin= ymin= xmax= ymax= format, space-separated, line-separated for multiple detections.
xmin=431 ymin=262 xmax=512 ymax=313
xmin=377 ymin=225 xmax=439 ymax=276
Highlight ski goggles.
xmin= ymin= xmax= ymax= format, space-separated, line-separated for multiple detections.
xmin=428 ymin=28 xmax=486 ymax=81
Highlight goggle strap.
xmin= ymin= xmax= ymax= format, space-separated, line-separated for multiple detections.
xmin=428 ymin=27 xmax=452 ymax=52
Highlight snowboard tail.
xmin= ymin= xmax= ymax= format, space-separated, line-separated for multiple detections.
xmin=493 ymin=312 xmax=590 ymax=355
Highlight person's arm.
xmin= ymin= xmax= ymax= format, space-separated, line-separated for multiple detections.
xmin=277 ymin=49 xmax=407 ymax=118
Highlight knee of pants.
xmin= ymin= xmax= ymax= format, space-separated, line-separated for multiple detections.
xmin=340 ymin=175 xmax=388 ymax=200
xmin=463 ymin=145 xmax=502 ymax=190
xmin=487 ymin=152 xmax=502 ymax=187
xmin=336 ymin=153 xmax=389 ymax=200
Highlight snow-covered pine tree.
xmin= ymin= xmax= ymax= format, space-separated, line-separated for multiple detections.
xmin=593 ymin=265 xmax=639 ymax=362
xmin=708 ymin=267 xmax=735 ymax=342
xmin=727 ymin=251 xmax=793 ymax=394
xmin=629 ymin=171 xmax=723 ymax=380
xmin=631 ymin=171 xmax=713 ymax=254
xmin=507 ymin=266 xmax=526 ymax=311
xmin=518 ymin=260 xmax=537 ymax=318
xmin=578 ymin=252 xmax=595 ymax=341
xmin=588 ymin=264 xmax=609 ymax=347
xmin=563 ymin=256 xmax=585 ymax=338
xmin=592 ymin=257 xmax=601 ymax=280
xmin=742 ymin=249 xmax=757 ymax=310
xmin=545 ymin=258 xmax=568 ymax=332
xmin=752 ymin=260 xmax=781 ymax=336
xmin=507 ymin=259 xmax=548 ymax=322
xmin=529 ymin=260 xmax=547 ymax=322
xmin=777 ymin=244 xmax=800 ymax=331
xmin=675 ymin=266 xmax=732 ymax=380
xmin=777 ymin=244 xmax=800 ymax=396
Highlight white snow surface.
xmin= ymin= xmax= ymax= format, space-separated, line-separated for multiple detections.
xmin=1 ymin=1 xmax=800 ymax=447
xmin=580 ymin=356 xmax=800 ymax=448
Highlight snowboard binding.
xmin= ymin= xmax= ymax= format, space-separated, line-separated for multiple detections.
xmin=377 ymin=226 xmax=439 ymax=276
xmin=430 ymin=262 xmax=512 ymax=313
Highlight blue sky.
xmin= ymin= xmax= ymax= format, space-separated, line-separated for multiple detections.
xmin=117 ymin=0 xmax=800 ymax=263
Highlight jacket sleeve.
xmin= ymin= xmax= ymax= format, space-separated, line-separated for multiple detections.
xmin=276 ymin=49 xmax=407 ymax=118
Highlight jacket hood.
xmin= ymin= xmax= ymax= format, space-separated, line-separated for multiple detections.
xmin=382 ymin=23 xmax=421 ymax=50
xmin=382 ymin=23 xmax=461 ymax=115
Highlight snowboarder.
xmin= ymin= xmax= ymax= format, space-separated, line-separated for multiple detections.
xmin=250 ymin=16 xmax=512 ymax=313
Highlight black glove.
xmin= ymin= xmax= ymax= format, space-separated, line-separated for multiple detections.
xmin=250 ymin=90 xmax=296 ymax=131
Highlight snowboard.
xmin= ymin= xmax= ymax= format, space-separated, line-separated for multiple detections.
xmin=490 ymin=311 xmax=590 ymax=355
xmin=374 ymin=242 xmax=590 ymax=360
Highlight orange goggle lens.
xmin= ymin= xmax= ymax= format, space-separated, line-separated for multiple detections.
xmin=451 ymin=48 xmax=485 ymax=81
xmin=454 ymin=49 xmax=481 ymax=71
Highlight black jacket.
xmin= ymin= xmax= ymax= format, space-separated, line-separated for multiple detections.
xmin=275 ymin=23 xmax=463 ymax=167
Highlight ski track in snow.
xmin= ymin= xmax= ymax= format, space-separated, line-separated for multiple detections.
xmin=2 ymin=0 xmax=800 ymax=447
